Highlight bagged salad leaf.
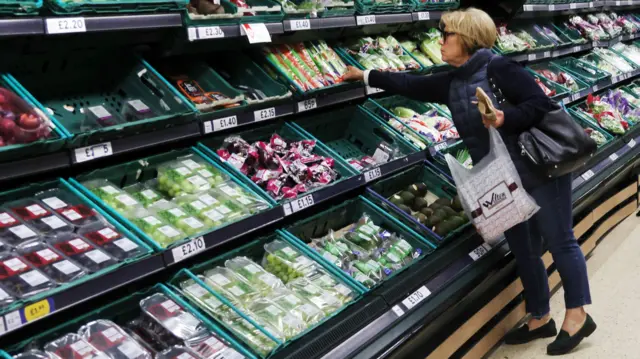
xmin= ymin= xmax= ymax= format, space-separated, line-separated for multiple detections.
xmin=203 ymin=266 xmax=259 ymax=303
xmin=79 ymin=319 xmax=152 ymax=359
xmin=225 ymin=256 xmax=285 ymax=292
xmin=496 ymin=25 xmax=529 ymax=53
xmin=262 ymin=239 xmax=318 ymax=283
xmin=306 ymin=270 xmax=354 ymax=304
xmin=586 ymin=94 xmax=627 ymax=134
xmin=584 ymin=127 xmax=607 ymax=146
xmin=248 ymin=298 xmax=307 ymax=339
xmin=568 ymin=15 xmax=608 ymax=41
xmin=287 ymin=277 xmax=342 ymax=315
xmin=269 ymin=288 xmax=325 ymax=325
xmin=44 ymin=333 xmax=110 ymax=359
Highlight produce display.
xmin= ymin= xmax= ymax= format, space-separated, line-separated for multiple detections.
xmin=344 ymin=36 xmax=420 ymax=72
xmin=0 ymin=87 xmax=52 ymax=148
xmin=601 ymin=89 xmax=640 ymax=125
xmin=398 ymin=29 xmax=444 ymax=67
xmin=612 ymin=42 xmax=640 ymax=66
xmin=455 ymin=148 xmax=473 ymax=169
xmin=170 ymin=73 xmax=243 ymax=112
xmin=581 ymin=48 xmax=635 ymax=75
xmin=584 ymin=94 xmax=628 ymax=134
xmin=534 ymin=76 xmax=557 ymax=97
xmin=568 ymin=15 xmax=610 ymax=41
xmin=187 ymin=0 xmax=227 ymax=16
xmin=216 ymin=134 xmax=340 ymax=200
xmin=496 ymin=24 xmax=530 ymax=53
xmin=534 ymin=68 xmax=580 ymax=91
xmin=263 ymin=41 xmax=348 ymax=92
xmin=390 ymin=106 xmax=459 ymax=147
xmin=83 ymin=154 xmax=269 ymax=248
xmin=584 ymin=127 xmax=608 ymax=146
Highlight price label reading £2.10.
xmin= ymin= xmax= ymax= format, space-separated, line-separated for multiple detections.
xmin=46 ymin=17 xmax=86 ymax=34
xmin=297 ymin=99 xmax=317 ymax=112
xmin=402 ymin=286 xmax=431 ymax=310
xmin=171 ymin=236 xmax=205 ymax=263
xmin=74 ymin=142 xmax=113 ymax=163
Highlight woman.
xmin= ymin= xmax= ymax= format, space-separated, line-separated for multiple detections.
xmin=344 ymin=7 xmax=596 ymax=356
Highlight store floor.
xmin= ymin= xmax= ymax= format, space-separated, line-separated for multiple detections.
xmin=487 ymin=212 xmax=640 ymax=359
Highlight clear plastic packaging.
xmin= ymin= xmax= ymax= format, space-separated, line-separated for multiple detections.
xmin=17 ymin=240 xmax=87 ymax=284
xmin=173 ymin=155 xmax=229 ymax=187
xmin=248 ymin=299 xmax=306 ymax=340
xmin=83 ymin=105 xmax=122 ymax=130
xmin=44 ymin=333 xmax=110 ymax=359
xmin=128 ymin=208 xmax=185 ymax=248
xmin=83 ymin=179 xmax=141 ymax=216
xmin=123 ymin=183 xmax=168 ymax=209
xmin=225 ymin=257 xmax=284 ymax=293
xmin=36 ymin=188 xmax=101 ymax=227
xmin=0 ymin=214 xmax=40 ymax=246
xmin=0 ymin=281 xmax=15 ymax=309
xmin=184 ymin=332 xmax=241 ymax=359
xmin=79 ymin=224 xmax=147 ymax=261
xmin=150 ymin=202 xmax=207 ymax=237
xmin=202 ymin=267 xmax=259 ymax=303
xmin=268 ymin=288 xmax=324 ymax=326
xmin=155 ymin=346 xmax=200 ymax=359
xmin=122 ymin=99 xmax=155 ymax=122
xmin=13 ymin=204 xmax=74 ymax=237
xmin=79 ymin=319 xmax=152 ymax=359
xmin=215 ymin=182 xmax=269 ymax=214
xmin=0 ymin=87 xmax=52 ymax=144
xmin=0 ymin=251 xmax=56 ymax=298
xmin=286 ymin=277 xmax=342 ymax=315
xmin=262 ymin=240 xmax=318 ymax=283
xmin=306 ymin=270 xmax=354 ymax=305
xmin=47 ymin=234 xmax=118 ymax=273
xmin=140 ymin=293 xmax=208 ymax=341
xmin=157 ymin=161 xmax=212 ymax=198
xmin=13 ymin=350 xmax=49 ymax=359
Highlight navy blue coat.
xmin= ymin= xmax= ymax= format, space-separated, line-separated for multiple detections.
xmin=368 ymin=49 xmax=556 ymax=191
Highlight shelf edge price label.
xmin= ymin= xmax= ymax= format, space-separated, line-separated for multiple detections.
xmin=356 ymin=15 xmax=376 ymax=26
xmin=570 ymin=3 xmax=577 ymax=8
xmin=543 ymin=51 xmax=551 ymax=58
xmin=24 ymin=299 xmax=53 ymax=322
xmin=573 ymin=46 xmax=581 ymax=53
xmin=527 ymin=53 xmax=537 ymax=61
xmin=417 ymin=12 xmax=430 ymax=21
xmin=629 ymin=138 xmax=637 ymax=148
xmin=4 ymin=310 xmax=22 ymax=332
xmin=284 ymin=194 xmax=315 ymax=216
xmin=548 ymin=4 xmax=555 ymax=10
xmin=297 ymin=98 xmax=317 ymax=112
xmin=74 ymin=142 xmax=113 ymax=163
xmin=364 ymin=167 xmax=382 ymax=182
xmin=469 ymin=242 xmax=492 ymax=261
xmin=290 ymin=19 xmax=311 ymax=31
xmin=46 ymin=17 xmax=86 ymax=34
xmin=212 ymin=115 xmax=238 ymax=132
xmin=197 ymin=26 xmax=225 ymax=39
xmin=241 ymin=23 xmax=271 ymax=44
xmin=581 ymin=169 xmax=595 ymax=181
xmin=254 ymin=107 xmax=276 ymax=122
xmin=391 ymin=305 xmax=405 ymax=317
xmin=401 ymin=285 xmax=431 ymax=310
xmin=171 ymin=236 xmax=206 ymax=263
xmin=609 ymin=153 xmax=619 ymax=161
xmin=433 ymin=141 xmax=448 ymax=152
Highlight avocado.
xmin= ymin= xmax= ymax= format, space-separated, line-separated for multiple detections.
xmin=400 ymin=191 xmax=415 ymax=205
xmin=451 ymin=195 xmax=463 ymax=211
xmin=428 ymin=202 xmax=443 ymax=211
xmin=420 ymin=207 xmax=434 ymax=217
xmin=433 ymin=208 xmax=447 ymax=219
xmin=447 ymin=216 xmax=465 ymax=229
xmin=412 ymin=197 xmax=429 ymax=211
xmin=415 ymin=182 xmax=428 ymax=197
xmin=460 ymin=214 xmax=470 ymax=224
xmin=434 ymin=222 xmax=450 ymax=237
xmin=434 ymin=198 xmax=452 ymax=207
xmin=441 ymin=206 xmax=457 ymax=217
xmin=407 ymin=184 xmax=422 ymax=197
xmin=425 ymin=214 xmax=443 ymax=227
xmin=415 ymin=213 xmax=427 ymax=224
xmin=397 ymin=204 xmax=412 ymax=214
xmin=390 ymin=194 xmax=404 ymax=206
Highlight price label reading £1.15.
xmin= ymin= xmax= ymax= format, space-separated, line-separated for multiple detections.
xmin=284 ymin=194 xmax=315 ymax=216
xmin=46 ymin=17 xmax=86 ymax=34
xmin=74 ymin=142 xmax=113 ymax=163
xmin=402 ymin=286 xmax=431 ymax=310
xmin=171 ymin=236 xmax=205 ymax=263
xmin=364 ymin=167 xmax=382 ymax=182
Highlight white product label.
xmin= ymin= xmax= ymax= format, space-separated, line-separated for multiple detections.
xmin=205 ymin=297 xmax=223 ymax=309
xmin=236 ymin=196 xmax=251 ymax=205
xmin=46 ymin=17 xmax=86 ymax=34
xmin=204 ymin=209 xmax=224 ymax=221
xmin=117 ymin=341 xmax=145 ymax=359
xmin=265 ymin=305 xmax=282 ymax=316
xmin=183 ymin=217 xmax=204 ymax=229
xmin=216 ymin=205 xmax=231 ymax=215
xmin=417 ymin=12 xmax=430 ymax=20
xmin=62 ymin=209 xmax=82 ymax=221
xmin=254 ymin=107 xmax=276 ymax=121
xmin=128 ymin=99 xmax=150 ymax=113
xmin=197 ymin=26 xmax=225 ymax=40
xmin=181 ymin=160 xmax=201 ymax=171
xmin=0 ymin=212 xmax=16 ymax=225
xmin=158 ymin=225 xmax=181 ymax=238
xmin=309 ymin=296 xmax=327 ymax=307
xmin=116 ymin=194 xmax=137 ymax=207
xmin=244 ymin=264 xmax=261 ymax=274
xmin=319 ymin=275 xmax=334 ymax=285
xmin=528 ymin=53 xmax=537 ymax=61
xmin=27 ymin=204 xmax=47 ymax=216
xmin=372 ymin=148 xmax=390 ymax=164
xmin=140 ymin=189 xmax=158 ymax=200
xmin=241 ymin=23 xmax=271 ymax=44
xmin=469 ymin=242 xmax=492 ymax=261
xmin=102 ymin=327 xmax=124 ymax=343
xmin=101 ymin=186 xmax=119 ymax=195
xmin=212 ymin=115 xmax=238 ymax=132
xmin=69 ymin=238 xmax=90 ymax=251
xmin=227 ymin=285 xmax=245 ymax=297
xmin=295 ymin=256 xmax=312 ymax=267
xmin=75 ymin=142 xmax=113 ymax=163
xmin=89 ymin=105 xmax=111 ymax=119
xmin=190 ymin=200 xmax=208 ymax=211
xmin=4 ymin=258 xmax=27 ymax=272
xmin=322 ymin=251 xmax=338 ymax=263
xmin=581 ymin=169 xmax=595 ymax=181
xmin=386 ymin=252 xmax=400 ymax=263
xmin=187 ymin=175 xmax=210 ymax=188
xmin=290 ymin=19 xmax=311 ymax=31
xmin=297 ymin=98 xmax=317 ymax=112
xmin=300 ymin=304 xmax=320 ymax=316
xmin=356 ymin=15 xmax=376 ymax=26
xmin=391 ymin=305 xmax=405 ymax=317
xmin=42 ymin=197 xmax=67 ymax=210
xmin=169 ymin=208 xmax=187 ymax=218
xmin=70 ymin=340 xmax=94 ymax=356
xmin=402 ymin=286 xmax=431 ymax=310
xmin=36 ymin=249 xmax=60 ymax=262
xmin=198 ymin=169 xmax=213 ymax=178
xmin=336 ymin=284 xmax=352 ymax=296
xmin=161 ymin=300 xmax=180 ymax=313
xmin=364 ymin=167 xmax=382 ymax=182
xmin=200 ymin=194 xmax=219 ymax=206
xmin=609 ymin=153 xmax=619 ymax=161
xmin=98 ymin=228 xmax=119 ymax=239
xmin=209 ymin=273 xmax=231 ymax=286
xmin=175 ymin=167 xmax=191 ymax=177
xmin=284 ymin=294 xmax=301 ymax=305
xmin=281 ymin=247 xmax=297 ymax=257
xmin=20 ymin=270 xmax=50 ymax=287
xmin=478 ymin=182 xmax=514 ymax=218
xmin=365 ymin=86 xmax=384 ymax=95
xmin=42 ymin=216 xmax=67 ymax=229
xmin=220 ymin=185 xmax=239 ymax=197
xmin=53 ymin=260 xmax=81 ymax=275
xmin=186 ymin=283 xmax=209 ymax=297
xmin=305 ymin=285 xmax=320 ymax=295
xmin=629 ymin=139 xmax=637 ymax=148
xmin=9 ymin=225 xmax=37 ymax=239
xmin=85 ymin=250 xmax=111 ymax=264
xmin=143 ymin=216 xmax=162 ymax=226
xmin=114 ymin=238 xmax=139 ymax=252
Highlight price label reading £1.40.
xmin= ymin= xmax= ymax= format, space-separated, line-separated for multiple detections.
xmin=356 ymin=15 xmax=376 ymax=26
xmin=46 ymin=17 xmax=86 ymax=34
xmin=290 ymin=19 xmax=311 ymax=31
xmin=171 ymin=236 xmax=205 ymax=263
xmin=402 ymin=286 xmax=431 ymax=310
xmin=74 ymin=142 xmax=113 ymax=163
xmin=212 ymin=115 xmax=238 ymax=132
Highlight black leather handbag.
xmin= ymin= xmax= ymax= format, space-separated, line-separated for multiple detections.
xmin=487 ymin=75 xmax=597 ymax=178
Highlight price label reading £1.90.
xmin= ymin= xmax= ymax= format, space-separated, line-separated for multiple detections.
xmin=171 ymin=236 xmax=205 ymax=263
xmin=46 ymin=17 xmax=86 ymax=34
xmin=401 ymin=286 xmax=431 ymax=310
xmin=74 ymin=142 xmax=113 ymax=163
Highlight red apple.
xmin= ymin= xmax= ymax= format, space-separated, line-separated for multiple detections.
xmin=18 ymin=113 xmax=40 ymax=130
xmin=0 ymin=137 xmax=5 ymax=147
xmin=0 ymin=118 xmax=15 ymax=137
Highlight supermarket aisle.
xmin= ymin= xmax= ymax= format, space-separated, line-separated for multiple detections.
xmin=488 ymin=213 xmax=640 ymax=359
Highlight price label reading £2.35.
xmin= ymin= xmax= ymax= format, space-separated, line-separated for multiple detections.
xmin=171 ymin=236 xmax=205 ymax=263
xmin=297 ymin=99 xmax=317 ymax=112
xmin=74 ymin=142 xmax=113 ymax=163
xmin=46 ymin=17 xmax=86 ymax=34
xmin=402 ymin=286 xmax=431 ymax=310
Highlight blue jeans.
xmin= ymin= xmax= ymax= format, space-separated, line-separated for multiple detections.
xmin=504 ymin=174 xmax=592 ymax=319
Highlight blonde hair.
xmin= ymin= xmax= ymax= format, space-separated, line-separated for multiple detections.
xmin=440 ymin=8 xmax=497 ymax=54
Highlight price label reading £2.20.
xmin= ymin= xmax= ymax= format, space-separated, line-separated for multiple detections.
xmin=171 ymin=236 xmax=205 ymax=263
xmin=46 ymin=17 xmax=86 ymax=34
xmin=297 ymin=98 xmax=317 ymax=112
xmin=401 ymin=286 xmax=431 ymax=310
xmin=74 ymin=142 xmax=113 ymax=163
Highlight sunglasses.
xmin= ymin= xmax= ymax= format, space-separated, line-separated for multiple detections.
xmin=438 ymin=23 xmax=458 ymax=41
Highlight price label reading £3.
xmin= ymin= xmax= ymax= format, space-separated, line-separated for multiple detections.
xmin=297 ymin=98 xmax=317 ymax=112
xmin=74 ymin=142 xmax=113 ymax=163
xmin=171 ymin=236 xmax=205 ymax=263
xmin=401 ymin=286 xmax=431 ymax=310
xmin=46 ymin=17 xmax=86 ymax=34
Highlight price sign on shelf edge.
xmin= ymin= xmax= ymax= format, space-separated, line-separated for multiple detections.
xmin=171 ymin=236 xmax=206 ymax=263
xmin=212 ymin=115 xmax=238 ymax=132
xmin=356 ymin=15 xmax=376 ymax=26
xmin=46 ymin=17 xmax=86 ymax=34
xmin=364 ymin=167 xmax=382 ymax=182
xmin=290 ymin=19 xmax=311 ymax=31
xmin=417 ymin=12 xmax=430 ymax=21
xmin=469 ymin=242 xmax=492 ymax=261
xmin=284 ymin=194 xmax=315 ymax=216
xmin=401 ymin=286 xmax=431 ymax=310
xmin=74 ymin=142 xmax=113 ymax=163
xmin=197 ymin=26 xmax=225 ymax=40
xmin=297 ymin=98 xmax=317 ymax=112
xmin=254 ymin=107 xmax=276 ymax=122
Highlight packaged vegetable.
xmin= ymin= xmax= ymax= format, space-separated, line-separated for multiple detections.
xmin=47 ymin=234 xmax=118 ymax=272
xmin=203 ymin=266 xmax=259 ymax=303
xmin=36 ymin=188 xmax=101 ymax=227
xmin=44 ymin=333 xmax=110 ymax=359
xmin=17 ymin=240 xmax=87 ymax=284
xmin=306 ymin=270 xmax=354 ymax=304
xmin=0 ymin=251 xmax=56 ymax=298
xmin=79 ymin=319 xmax=152 ymax=359
xmin=79 ymin=224 xmax=147 ymax=261
xmin=13 ymin=350 xmax=49 ymax=359
xmin=124 ymin=183 xmax=168 ymax=209
xmin=263 ymin=239 xmax=318 ymax=282
xmin=286 ymin=277 xmax=342 ymax=314
xmin=185 ymin=332 xmax=242 ymax=359
xmin=140 ymin=292 xmax=208 ymax=340
xmin=269 ymin=288 xmax=325 ymax=325
xmin=248 ymin=298 xmax=307 ymax=339
xmin=157 ymin=161 xmax=212 ymax=198
xmin=225 ymin=256 xmax=284 ymax=292
xmin=0 ymin=215 xmax=39 ymax=246
xmin=83 ymin=180 xmax=141 ymax=216
xmin=129 ymin=209 xmax=185 ymax=248
xmin=155 ymin=346 xmax=200 ymax=359
xmin=151 ymin=202 xmax=206 ymax=236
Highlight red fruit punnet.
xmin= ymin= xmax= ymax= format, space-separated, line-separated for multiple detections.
xmin=18 ymin=113 xmax=40 ymax=130
xmin=0 ymin=118 xmax=15 ymax=138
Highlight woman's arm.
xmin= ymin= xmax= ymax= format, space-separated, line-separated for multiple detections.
xmin=491 ymin=57 xmax=555 ymax=133
xmin=367 ymin=70 xmax=451 ymax=104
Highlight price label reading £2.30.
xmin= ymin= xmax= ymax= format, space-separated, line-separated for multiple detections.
xmin=197 ymin=26 xmax=225 ymax=39
xmin=297 ymin=99 xmax=317 ymax=112
xmin=74 ymin=142 xmax=113 ymax=163
xmin=402 ymin=286 xmax=431 ymax=310
xmin=46 ymin=17 xmax=86 ymax=34
xmin=171 ymin=236 xmax=205 ymax=263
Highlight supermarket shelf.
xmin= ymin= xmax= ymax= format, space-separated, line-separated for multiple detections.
xmin=283 ymin=16 xmax=357 ymax=31
xmin=0 ymin=18 xmax=43 ymax=36
xmin=0 ymin=253 xmax=165 ymax=340
xmin=411 ymin=11 xmax=444 ymax=22
xmin=358 ymin=13 xmax=413 ymax=25
xmin=0 ymin=151 xmax=70 ymax=183
xmin=201 ymin=101 xmax=295 ymax=135
xmin=603 ymin=0 xmax=640 ymax=6
xmin=560 ymin=67 xmax=640 ymax=106
xmin=522 ymin=2 xmax=597 ymax=12
xmin=295 ymin=85 xmax=366 ymax=114
xmin=44 ymin=13 xmax=182 ymax=35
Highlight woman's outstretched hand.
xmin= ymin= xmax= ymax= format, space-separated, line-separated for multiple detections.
xmin=482 ymin=109 xmax=505 ymax=129
xmin=343 ymin=66 xmax=365 ymax=82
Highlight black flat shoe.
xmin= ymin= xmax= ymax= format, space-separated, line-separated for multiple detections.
xmin=547 ymin=314 xmax=597 ymax=356
xmin=504 ymin=319 xmax=557 ymax=345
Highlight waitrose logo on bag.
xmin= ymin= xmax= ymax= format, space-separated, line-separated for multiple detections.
xmin=478 ymin=182 xmax=514 ymax=218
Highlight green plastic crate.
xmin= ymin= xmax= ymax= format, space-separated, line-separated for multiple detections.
xmin=0 ymin=178 xmax=153 ymax=316
xmin=526 ymin=65 xmax=590 ymax=96
xmin=0 ymin=0 xmax=41 ymax=14
xmin=432 ymin=140 xmax=468 ymax=175
xmin=45 ymin=0 xmax=187 ymax=14
xmin=69 ymin=147 xmax=273 ymax=251
xmin=412 ymin=0 xmax=458 ymax=11
xmin=333 ymin=42 xmax=424 ymax=73
xmin=167 ymin=233 xmax=363 ymax=358
xmin=366 ymin=160 xmax=470 ymax=246
xmin=184 ymin=0 xmax=283 ymax=26
xmin=552 ymin=57 xmax=612 ymax=85
xmin=282 ymin=196 xmax=436 ymax=292
xmin=355 ymin=0 xmax=414 ymax=14
xmin=529 ymin=70 xmax=571 ymax=101
xmin=289 ymin=106 xmax=420 ymax=172
xmin=4 ymin=283 xmax=256 ymax=359
xmin=7 ymin=53 xmax=194 ymax=149
xmin=552 ymin=22 xmax=587 ymax=44
xmin=362 ymin=95 xmax=459 ymax=151
xmin=570 ymin=110 xmax=615 ymax=148
xmin=197 ymin=121 xmax=359 ymax=205
xmin=0 ymin=75 xmax=68 ymax=163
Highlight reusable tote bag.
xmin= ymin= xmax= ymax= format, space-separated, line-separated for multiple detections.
xmin=445 ymin=127 xmax=540 ymax=243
